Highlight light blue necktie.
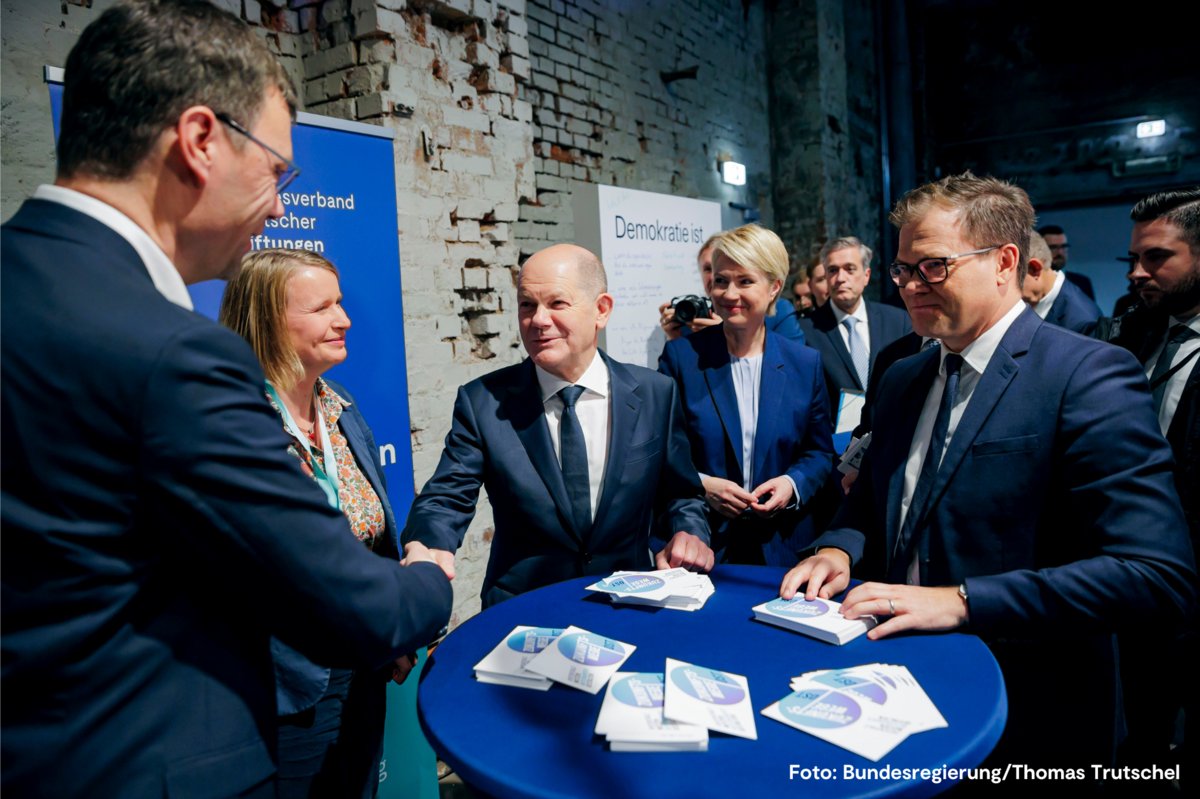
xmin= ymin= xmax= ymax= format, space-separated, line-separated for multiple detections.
xmin=844 ymin=316 xmax=869 ymax=389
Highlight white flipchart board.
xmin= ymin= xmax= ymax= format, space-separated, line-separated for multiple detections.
xmin=574 ymin=185 xmax=723 ymax=367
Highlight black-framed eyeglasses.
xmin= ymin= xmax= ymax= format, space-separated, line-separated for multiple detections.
xmin=215 ymin=112 xmax=300 ymax=192
xmin=888 ymin=245 xmax=1001 ymax=286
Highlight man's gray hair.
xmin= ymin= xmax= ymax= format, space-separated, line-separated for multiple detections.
xmin=819 ymin=236 xmax=873 ymax=268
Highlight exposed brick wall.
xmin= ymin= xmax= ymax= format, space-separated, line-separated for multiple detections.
xmin=515 ymin=0 xmax=775 ymax=257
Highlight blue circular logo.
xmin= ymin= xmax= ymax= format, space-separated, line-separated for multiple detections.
xmin=600 ymin=575 xmax=666 ymax=594
xmin=765 ymin=597 xmax=830 ymax=618
xmin=611 ymin=673 xmax=665 ymax=708
xmin=669 ymin=665 xmax=746 ymax=705
xmin=779 ymin=689 xmax=862 ymax=729
xmin=505 ymin=627 xmax=564 ymax=654
xmin=556 ymin=632 xmax=626 ymax=666
xmin=813 ymin=673 xmax=888 ymax=704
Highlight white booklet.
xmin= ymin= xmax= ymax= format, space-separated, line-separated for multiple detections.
xmin=764 ymin=663 xmax=947 ymax=761
xmin=524 ymin=625 xmax=636 ymax=695
xmin=594 ymin=672 xmax=708 ymax=752
xmin=662 ymin=658 xmax=757 ymax=740
xmin=752 ymin=595 xmax=877 ymax=645
xmin=586 ymin=568 xmax=715 ymax=611
xmin=472 ymin=625 xmax=565 ymax=690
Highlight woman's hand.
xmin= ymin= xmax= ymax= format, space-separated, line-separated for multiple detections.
xmin=391 ymin=653 xmax=418 ymax=685
xmin=701 ymin=475 xmax=757 ymax=518
xmin=749 ymin=476 xmax=794 ymax=516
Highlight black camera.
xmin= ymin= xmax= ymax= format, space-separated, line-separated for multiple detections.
xmin=670 ymin=294 xmax=714 ymax=324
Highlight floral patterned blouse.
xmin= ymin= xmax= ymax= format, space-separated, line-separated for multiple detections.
xmin=267 ymin=378 xmax=386 ymax=550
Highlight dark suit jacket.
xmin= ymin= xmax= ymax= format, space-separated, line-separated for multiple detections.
xmin=1112 ymin=308 xmax=1200 ymax=541
xmin=657 ymin=325 xmax=835 ymax=565
xmin=402 ymin=353 xmax=711 ymax=607
xmin=271 ymin=379 xmax=402 ymax=716
xmin=1044 ymin=276 xmax=1102 ymax=336
xmin=798 ymin=300 xmax=912 ymax=413
xmin=1065 ymin=269 xmax=1096 ymax=300
xmin=0 ymin=200 xmax=453 ymax=798
xmin=814 ymin=307 xmax=1196 ymax=766
xmin=853 ymin=331 xmax=924 ymax=437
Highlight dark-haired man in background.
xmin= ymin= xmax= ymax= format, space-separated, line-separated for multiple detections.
xmin=1 ymin=2 xmax=451 ymax=795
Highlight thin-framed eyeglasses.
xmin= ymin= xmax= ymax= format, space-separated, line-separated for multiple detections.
xmin=888 ymin=245 xmax=1001 ymax=286
xmin=215 ymin=112 xmax=300 ymax=193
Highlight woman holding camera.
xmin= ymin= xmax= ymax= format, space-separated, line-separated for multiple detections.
xmin=659 ymin=225 xmax=835 ymax=566
xmin=658 ymin=234 xmax=806 ymax=342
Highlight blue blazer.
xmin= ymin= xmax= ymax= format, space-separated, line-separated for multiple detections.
xmin=0 ymin=200 xmax=452 ymax=797
xmin=798 ymin=300 xmax=912 ymax=410
xmin=402 ymin=352 xmax=711 ymax=608
xmin=271 ymin=380 xmax=401 ymax=716
xmin=658 ymin=325 xmax=835 ymax=564
xmin=1044 ymin=277 xmax=1102 ymax=336
xmin=816 ymin=307 xmax=1196 ymax=765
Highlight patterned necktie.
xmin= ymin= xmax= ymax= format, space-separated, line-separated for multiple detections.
xmin=557 ymin=385 xmax=591 ymax=535
xmin=844 ymin=316 xmax=870 ymax=389
xmin=890 ymin=353 xmax=964 ymax=583
xmin=1149 ymin=324 xmax=1197 ymax=412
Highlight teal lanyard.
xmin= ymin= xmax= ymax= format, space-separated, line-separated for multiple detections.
xmin=266 ymin=382 xmax=341 ymax=511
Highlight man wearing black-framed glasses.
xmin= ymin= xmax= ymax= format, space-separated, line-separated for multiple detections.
xmin=781 ymin=171 xmax=1194 ymax=779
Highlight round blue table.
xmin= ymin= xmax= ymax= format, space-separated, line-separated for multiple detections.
xmin=418 ymin=565 xmax=1006 ymax=798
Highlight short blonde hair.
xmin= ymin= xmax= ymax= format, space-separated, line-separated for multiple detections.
xmin=1027 ymin=230 xmax=1051 ymax=266
xmin=219 ymin=249 xmax=340 ymax=390
xmin=711 ymin=224 xmax=789 ymax=315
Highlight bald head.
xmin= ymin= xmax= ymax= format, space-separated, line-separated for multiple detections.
xmin=519 ymin=244 xmax=607 ymax=299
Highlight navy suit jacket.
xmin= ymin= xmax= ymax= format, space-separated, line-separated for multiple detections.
xmin=815 ymin=307 xmax=1196 ymax=765
xmin=658 ymin=325 xmax=834 ymax=564
xmin=402 ymin=353 xmax=711 ymax=607
xmin=799 ymin=300 xmax=912 ymax=412
xmin=0 ymin=200 xmax=452 ymax=797
xmin=1065 ymin=269 xmax=1096 ymax=300
xmin=1044 ymin=276 xmax=1102 ymax=336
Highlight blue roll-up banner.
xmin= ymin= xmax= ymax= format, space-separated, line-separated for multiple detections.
xmin=46 ymin=69 xmax=436 ymax=799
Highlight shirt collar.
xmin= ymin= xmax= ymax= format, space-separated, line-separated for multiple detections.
xmin=830 ymin=298 xmax=868 ymax=326
xmin=1033 ymin=270 xmax=1066 ymax=319
xmin=34 ymin=184 xmax=193 ymax=310
xmin=536 ymin=350 xmax=610 ymax=403
xmin=942 ymin=299 xmax=1025 ymax=377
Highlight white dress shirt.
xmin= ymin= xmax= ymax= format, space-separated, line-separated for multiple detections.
xmin=899 ymin=300 xmax=1025 ymax=582
xmin=729 ymin=353 xmax=763 ymax=491
xmin=1145 ymin=314 xmax=1200 ymax=436
xmin=34 ymin=184 xmax=193 ymax=310
xmin=536 ymin=351 xmax=611 ymax=520
xmin=1032 ymin=270 xmax=1065 ymax=320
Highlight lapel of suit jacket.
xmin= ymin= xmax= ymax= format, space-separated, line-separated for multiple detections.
xmin=591 ymin=352 xmax=642 ymax=537
xmin=882 ymin=348 xmax=941 ymax=556
xmin=752 ymin=331 xmax=786 ymax=486
xmin=334 ymin=392 xmax=400 ymax=558
xmin=864 ymin=301 xmax=885 ymax=374
xmin=915 ymin=308 xmax=1036 ymax=523
xmin=816 ymin=303 xmax=860 ymax=388
xmin=508 ymin=360 xmax=581 ymax=544
xmin=698 ymin=332 xmax=743 ymax=479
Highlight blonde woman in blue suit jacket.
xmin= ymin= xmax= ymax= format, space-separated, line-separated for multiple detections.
xmin=659 ymin=225 xmax=836 ymax=566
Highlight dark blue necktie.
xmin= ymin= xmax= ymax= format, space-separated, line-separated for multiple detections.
xmin=558 ymin=385 xmax=591 ymax=535
xmin=891 ymin=353 xmax=964 ymax=583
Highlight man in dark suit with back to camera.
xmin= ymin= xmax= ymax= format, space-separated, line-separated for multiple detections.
xmin=402 ymin=243 xmax=714 ymax=608
xmin=780 ymin=172 xmax=1195 ymax=776
xmin=1110 ymin=188 xmax=1200 ymax=783
xmin=799 ymin=236 xmax=912 ymax=421
xmin=0 ymin=2 xmax=452 ymax=796
xmin=1021 ymin=229 xmax=1102 ymax=335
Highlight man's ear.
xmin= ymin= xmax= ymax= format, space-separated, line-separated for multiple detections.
xmin=595 ymin=292 xmax=615 ymax=329
xmin=996 ymin=242 xmax=1021 ymax=285
xmin=1026 ymin=256 xmax=1047 ymax=280
xmin=174 ymin=105 xmax=221 ymax=188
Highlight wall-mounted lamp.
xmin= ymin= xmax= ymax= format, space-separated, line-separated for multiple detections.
xmin=1136 ymin=119 xmax=1167 ymax=139
xmin=720 ymin=160 xmax=747 ymax=186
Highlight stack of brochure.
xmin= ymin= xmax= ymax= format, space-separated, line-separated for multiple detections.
xmin=761 ymin=663 xmax=947 ymax=760
xmin=586 ymin=568 xmax=715 ymax=611
xmin=751 ymin=595 xmax=877 ymax=645
xmin=594 ymin=672 xmax=709 ymax=752
xmin=662 ymin=658 xmax=757 ymax=740
xmin=523 ymin=625 xmax=637 ymax=694
xmin=472 ymin=625 xmax=564 ymax=690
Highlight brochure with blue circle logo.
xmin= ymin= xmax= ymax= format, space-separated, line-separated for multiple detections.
xmin=662 ymin=658 xmax=757 ymax=740
xmin=751 ymin=595 xmax=877 ymax=645
xmin=594 ymin=672 xmax=709 ymax=752
xmin=473 ymin=625 xmax=566 ymax=691
xmin=524 ymin=625 xmax=636 ymax=694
